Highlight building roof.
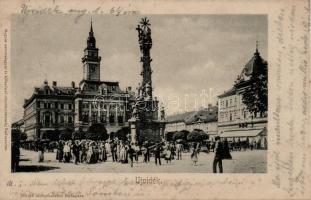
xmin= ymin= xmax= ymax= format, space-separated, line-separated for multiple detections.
xmin=219 ymin=44 xmax=267 ymax=98
xmin=237 ymin=45 xmax=267 ymax=82
xmin=217 ymin=87 xmax=237 ymax=98
xmin=166 ymin=111 xmax=195 ymax=123
xmin=23 ymin=80 xmax=77 ymax=108
xmin=166 ymin=105 xmax=218 ymax=124
xmin=80 ymin=79 xmax=119 ymax=87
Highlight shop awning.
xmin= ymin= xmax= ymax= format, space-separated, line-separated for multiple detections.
xmin=219 ymin=128 xmax=266 ymax=138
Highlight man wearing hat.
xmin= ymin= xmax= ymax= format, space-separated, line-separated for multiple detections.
xmin=213 ymin=136 xmax=224 ymax=173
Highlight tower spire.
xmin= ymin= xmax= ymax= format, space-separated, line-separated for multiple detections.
xmin=87 ymin=19 xmax=96 ymax=48
xmin=89 ymin=18 xmax=94 ymax=36
xmin=254 ymin=40 xmax=260 ymax=56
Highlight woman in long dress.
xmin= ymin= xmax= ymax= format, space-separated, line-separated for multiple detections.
xmin=165 ymin=147 xmax=172 ymax=164
xmin=87 ymin=145 xmax=93 ymax=164
xmin=63 ymin=142 xmax=71 ymax=163
xmin=223 ymin=139 xmax=232 ymax=159
xmin=37 ymin=142 xmax=44 ymax=162
xmin=102 ymin=143 xmax=107 ymax=162
xmin=191 ymin=143 xmax=198 ymax=166
xmin=98 ymin=143 xmax=103 ymax=162
xmin=120 ymin=144 xmax=126 ymax=163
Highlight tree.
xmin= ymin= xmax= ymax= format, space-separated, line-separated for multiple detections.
xmin=239 ymin=55 xmax=268 ymax=117
xmin=41 ymin=130 xmax=59 ymax=141
xmin=165 ymin=131 xmax=176 ymax=141
xmin=59 ymin=128 xmax=73 ymax=140
xmin=86 ymin=123 xmax=108 ymax=141
xmin=115 ymin=127 xmax=130 ymax=141
xmin=187 ymin=129 xmax=208 ymax=142
xmin=72 ymin=129 xmax=86 ymax=140
xmin=172 ymin=130 xmax=189 ymax=141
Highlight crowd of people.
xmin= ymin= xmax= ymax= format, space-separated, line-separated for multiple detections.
xmin=30 ymin=138 xmax=207 ymax=168
xmin=15 ymin=135 xmax=267 ymax=173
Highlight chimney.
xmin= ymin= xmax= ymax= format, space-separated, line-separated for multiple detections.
xmin=71 ymin=81 xmax=75 ymax=88
xmin=52 ymin=81 xmax=57 ymax=87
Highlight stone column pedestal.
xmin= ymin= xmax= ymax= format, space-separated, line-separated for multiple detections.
xmin=128 ymin=117 xmax=137 ymax=144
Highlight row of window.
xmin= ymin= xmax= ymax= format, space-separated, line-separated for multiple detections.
xmin=40 ymin=102 xmax=73 ymax=110
xmin=219 ymin=110 xmax=248 ymax=122
xmin=42 ymin=114 xmax=74 ymax=125
xmin=219 ymin=96 xmax=240 ymax=108
xmin=81 ymin=103 xmax=125 ymax=111
xmin=81 ymin=112 xmax=124 ymax=124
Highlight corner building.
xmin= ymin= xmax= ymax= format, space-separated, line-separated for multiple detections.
xmin=217 ymin=45 xmax=267 ymax=148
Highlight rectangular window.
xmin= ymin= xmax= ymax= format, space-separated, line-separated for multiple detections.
xmin=109 ymin=114 xmax=115 ymax=123
xmin=68 ymin=116 xmax=73 ymax=124
xmin=60 ymin=115 xmax=64 ymax=123
xmin=100 ymin=112 xmax=106 ymax=123
xmin=118 ymin=115 xmax=123 ymax=124
xmin=68 ymin=104 xmax=72 ymax=110
xmin=82 ymin=112 xmax=89 ymax=122
xmin=91 ymin=112 xmax=97 ymax=122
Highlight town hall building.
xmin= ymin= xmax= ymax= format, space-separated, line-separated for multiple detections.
xmin=22 ymin=22 xmax=135 ymax=141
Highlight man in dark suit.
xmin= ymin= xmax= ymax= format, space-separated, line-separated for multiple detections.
xmin=154 ymin=144 xmax=162 ymax=166
xmin=213 ymin=136 xmax=224 ymax=173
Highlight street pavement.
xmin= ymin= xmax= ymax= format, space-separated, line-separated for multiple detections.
xmin=17 ymin=149 xmax=267 ymax=173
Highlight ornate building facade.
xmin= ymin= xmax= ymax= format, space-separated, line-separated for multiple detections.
xmin=23 ymin=80 xmax=77 ymax=140
xmin=217 ymin=44 xmax=267 ymax=147
xmin=22 ymin=21 xmax=134 ymax=141
xmin=74 ymin=21 xmax=134 ymax=133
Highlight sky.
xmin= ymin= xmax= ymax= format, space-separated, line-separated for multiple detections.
xmin=11 ymin=14 xmax=267 ymax=122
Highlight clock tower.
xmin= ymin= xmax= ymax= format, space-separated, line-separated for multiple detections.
xmin=82 ymin=20 xmax=101 ymax=81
